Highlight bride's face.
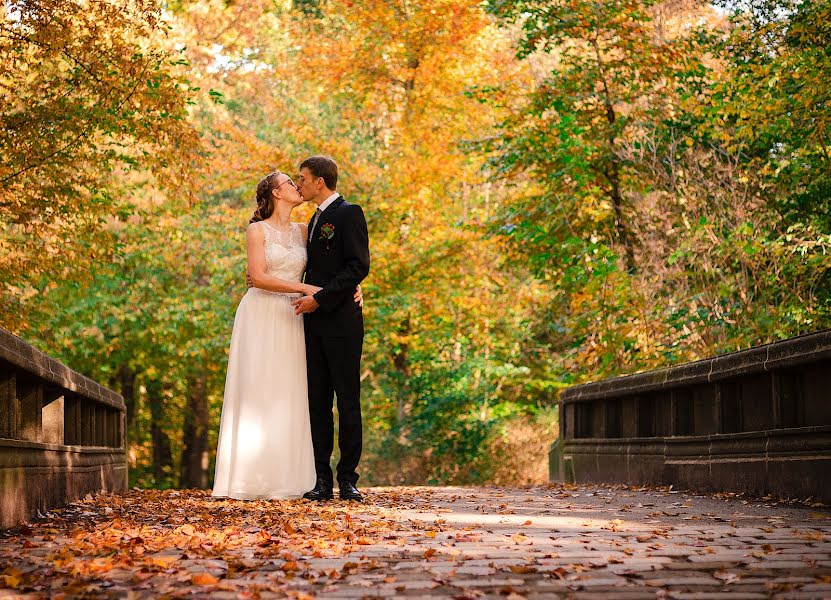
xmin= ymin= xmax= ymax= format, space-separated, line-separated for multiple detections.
xmin=273 ymin=174 xmax=302 ymax=207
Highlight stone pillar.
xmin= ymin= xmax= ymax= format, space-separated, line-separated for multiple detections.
xmin=0 ymin=369 xmax=17 ymax=439
xmin=17 ymin=380 xmax=43 ymax=442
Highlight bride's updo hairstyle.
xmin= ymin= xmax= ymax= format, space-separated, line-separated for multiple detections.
xmin=250 ymin=171 xmax=281 ymax=224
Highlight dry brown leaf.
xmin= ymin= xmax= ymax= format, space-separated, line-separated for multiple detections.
xmin=508 ymin=565 xmax=537 ymax=574
xmin=714 ymin=571 xmax=740 ymax=584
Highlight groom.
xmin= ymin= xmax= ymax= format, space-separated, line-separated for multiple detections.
xmin=292 ymin=156 xmax=370 ymax=502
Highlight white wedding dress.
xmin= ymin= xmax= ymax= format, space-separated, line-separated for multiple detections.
xmin=212 ymin=220 xmax=316 ymax=500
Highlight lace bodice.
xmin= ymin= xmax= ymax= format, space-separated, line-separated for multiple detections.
xmin=260 ymin=220 xmax=307 ymax=283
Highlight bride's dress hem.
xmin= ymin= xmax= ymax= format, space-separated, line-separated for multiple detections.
xmin=210 ymin=490 xmax=307 ymax=501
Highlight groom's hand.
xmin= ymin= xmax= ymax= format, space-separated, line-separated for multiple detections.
xmin=292 ymin=295 xmax=319 ymax=315
xmin=246 ymin=271 xmax=253 ymax=288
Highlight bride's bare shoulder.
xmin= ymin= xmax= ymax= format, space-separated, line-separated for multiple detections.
xmin=246 ymin=221 xmax=264 ymax=237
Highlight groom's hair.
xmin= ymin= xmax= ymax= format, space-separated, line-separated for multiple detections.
xmin=300 ymin=155 xmax=338 ymax=191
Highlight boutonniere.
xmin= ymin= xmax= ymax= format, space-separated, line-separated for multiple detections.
xmin=319 ymin=223 xmax=335 ymax=248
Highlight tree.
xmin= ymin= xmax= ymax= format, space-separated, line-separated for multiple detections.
xmin=0 ymin=0 xmax=199 ymax=332
xmin=485 ymin=0 xmax=709 ymax=271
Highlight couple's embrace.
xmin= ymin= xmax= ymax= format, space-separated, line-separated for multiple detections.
xmin=211 ymin=156 xmax=370 ymax=502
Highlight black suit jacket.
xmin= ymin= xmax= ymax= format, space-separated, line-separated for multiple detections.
xmin=304 ymin=196 xmax=370 ymax=337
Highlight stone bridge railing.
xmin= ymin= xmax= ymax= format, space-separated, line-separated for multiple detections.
xmin=550 ymin=330 xmax=831 ymax=502
xmin=0 ymin=328 xmax=126 ymax=528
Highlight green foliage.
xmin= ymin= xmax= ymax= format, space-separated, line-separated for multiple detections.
xmin=483 ymin=0 xmax=831 ymax=380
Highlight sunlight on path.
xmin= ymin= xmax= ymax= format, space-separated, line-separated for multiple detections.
xmin=1 ymin=484 xmax=830 ymax=598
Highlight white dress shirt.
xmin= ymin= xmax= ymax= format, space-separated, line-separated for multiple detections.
xmin=318 ymin=192 xmax=340 ymax=213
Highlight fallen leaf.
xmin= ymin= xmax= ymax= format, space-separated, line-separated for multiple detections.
xmin=714 ymin=571 xmax=740 ymax=584
xmin=508 ymin=565 xmax=537 ymax=574
xmin=191 ymin=572 xmax=219 ymax=586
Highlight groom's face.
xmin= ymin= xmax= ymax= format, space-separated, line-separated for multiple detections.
xmin=297 ymin=167 xmax=321 ymax=203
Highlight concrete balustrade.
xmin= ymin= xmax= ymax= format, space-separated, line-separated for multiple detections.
xmin=551 ymin=330 xmax=831 ymax=502
xmin=0 ymin=328 xmax=126 ymax=528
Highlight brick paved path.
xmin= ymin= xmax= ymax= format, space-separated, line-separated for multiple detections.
xmin=1 ymin=484 xmax=830 ymax=598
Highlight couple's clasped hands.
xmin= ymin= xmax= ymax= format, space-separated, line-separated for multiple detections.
xmin=291 ymin=285 xmax=364 ymax=315
xmin=245 ymin=272 xmax=363 ymax=315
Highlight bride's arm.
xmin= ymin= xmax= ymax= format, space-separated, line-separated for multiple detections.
xmin=246 ymin=224 xmax=319 ymax=295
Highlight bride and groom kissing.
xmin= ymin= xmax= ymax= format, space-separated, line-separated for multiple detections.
xmin=212 ymin=155 xmax=370 ymax=502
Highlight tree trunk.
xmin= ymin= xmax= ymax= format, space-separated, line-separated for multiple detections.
xmin=181 ymin=370 xmax=209 ymax=489
xmin=146 ymin=378 xmax=173 ymax=486
xmin=607 ymin=162 xmax=637 ymax=272
xmin=393 ymin=315 xmax=412 ymax=427
xmin=591 ymin=34 xmax=637 ymax=272
xmin=118 ymin=365 xmax=136 ymax=427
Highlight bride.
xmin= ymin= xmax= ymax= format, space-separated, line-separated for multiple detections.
xmin=211 ymin=170 xmax=360 ymax=500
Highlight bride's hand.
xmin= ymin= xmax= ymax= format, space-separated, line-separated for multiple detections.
xmin=302 ymin=284 xmax=323 ymax=296
xmin=354 ymin=285 xmax=364 ymax=308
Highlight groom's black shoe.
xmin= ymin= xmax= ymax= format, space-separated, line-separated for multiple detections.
xmin=339 ymin=482 xmax=363 ymax=502
xmin=303 ymin=479 xmax=333 ymax=501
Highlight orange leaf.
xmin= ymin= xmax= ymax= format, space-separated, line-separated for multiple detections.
xmin=191 ymin=572 xmax=219 ymax=586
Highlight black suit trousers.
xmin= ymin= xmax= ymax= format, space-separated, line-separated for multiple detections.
xmin=305 ymin=327 xmax=363 ymax=487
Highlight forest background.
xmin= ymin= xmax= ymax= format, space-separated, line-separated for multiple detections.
xmin=1 ymin=0 xmax=829 ymax=488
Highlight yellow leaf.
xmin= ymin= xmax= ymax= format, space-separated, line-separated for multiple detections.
xmin=1 ymin=572 xmax=21 ymax=589
xmin=150 ymin=555 xmax=178 ymax=568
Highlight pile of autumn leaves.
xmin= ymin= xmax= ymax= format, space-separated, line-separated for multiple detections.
xmin=0 ymin=489 xmax=403 ymax=597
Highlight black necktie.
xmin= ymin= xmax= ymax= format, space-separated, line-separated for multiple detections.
xmin=310 ymin=207 xmax=322 ymax=241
